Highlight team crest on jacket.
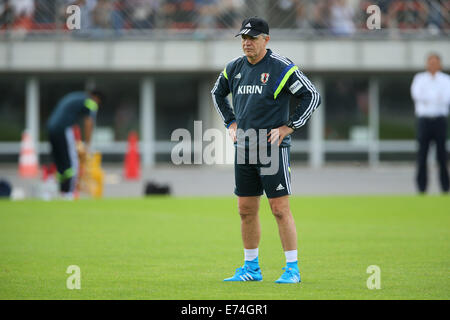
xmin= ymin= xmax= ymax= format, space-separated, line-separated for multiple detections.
xmin=260 ymin=73 xmax=270 ymax=84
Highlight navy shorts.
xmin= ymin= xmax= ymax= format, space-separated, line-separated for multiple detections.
xmin=234 ymin=146 xmax=291 ymax=198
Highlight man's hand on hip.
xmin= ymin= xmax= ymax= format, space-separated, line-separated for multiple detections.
xmin=228 ymin=121 xmax=237 ymax=143
xmin=268 ymin=125 xmax=294 ymax=146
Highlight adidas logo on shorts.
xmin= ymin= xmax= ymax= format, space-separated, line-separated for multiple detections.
xmin=276 ymin=184 xmax=285 ymax=191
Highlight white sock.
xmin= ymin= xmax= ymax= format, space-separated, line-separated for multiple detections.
xmin=244 ymin=248 xmax=259 ymax=261
xmin=285 ymin=250 xmax=298 ymax=263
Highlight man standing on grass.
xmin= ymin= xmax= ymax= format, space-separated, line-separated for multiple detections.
xmin=47 ymin=90 xmax=105 ymax=200
xmin=411 ymin=53 xmax=450 ymax=194
xmin=211 ymin=17 xmax=321 ymax=283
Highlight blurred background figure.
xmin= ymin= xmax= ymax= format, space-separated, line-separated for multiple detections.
xmin=10 ymin=0 xmax=34 ymax=31
xmin=387 ymin=0 xmax=429 ymax=30
xmin=46 ymin=90 xmax=104 ymax=199
xmin=33 ymin=0 xmax=58 ymax=29
xmin=216 ymin=0 xmax=243 ymax=29
xmin=163 ymin=0 xmax=196 ymax=29
xmin=111 ymin=0 xmax=130 ymax=33
xmin=92 ymin=0 xmax=113 ymax=30
xmin=0 ymin=0 xmax=14 ymax=30
xmin=429 ymin=0 xmax=450 ymax=34
xmin=411 ymin=53 xmax=450 ymax=194
xmin=329 ymin=0 xmax=356 ymax=36
xmin=130 ymin=0 xmax=159 ymax=30
xmin=268 ymin=0 xmax=298 ymax=29
xmin=310 ymin=0 xmax=331 ymax=32
xmin=195 ymin=0 xmax=219 ymax=29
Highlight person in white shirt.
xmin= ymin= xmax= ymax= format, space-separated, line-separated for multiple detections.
xmin=411 ymin=53 xmax=450 ymax=193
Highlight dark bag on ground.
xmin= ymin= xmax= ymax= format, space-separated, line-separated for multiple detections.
xmin=144 ymin=181 xmax=171 ymax=196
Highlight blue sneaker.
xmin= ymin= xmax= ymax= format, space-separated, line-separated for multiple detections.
xmin=275 ymin=266 xmax=301 ymax=284
xmin=224 ymin=264 xmax=263 ymax=282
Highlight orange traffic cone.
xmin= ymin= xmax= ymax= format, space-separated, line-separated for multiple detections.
xmin=124 ymin=131 xmax=140 ymax=180
xmin=18 ymin=130 xmax=39 ymax=178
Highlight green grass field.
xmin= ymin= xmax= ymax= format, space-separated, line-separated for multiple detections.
xmin=0 ymin=196 xmax=449 ymax=300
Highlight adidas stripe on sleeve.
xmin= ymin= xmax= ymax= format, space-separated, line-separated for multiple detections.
xmin=270 ymin=53 xmax=321 ymax=129
xmin=289 ymin=69 xmax=321 ymax=129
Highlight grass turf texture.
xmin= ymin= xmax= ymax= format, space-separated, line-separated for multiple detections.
xmin=0 ymin=196 xmax=449 ymax=300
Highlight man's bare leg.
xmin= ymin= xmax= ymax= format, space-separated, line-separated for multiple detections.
xmin=238 ymin=196 xmax=261 ymax=250
xmin=268 ymin=195 xmax=297 ymax=251
xmin=223 ymin=196 xmax=263 ymax=281
xmin=268 ymin=195 xmax=301 ymax=283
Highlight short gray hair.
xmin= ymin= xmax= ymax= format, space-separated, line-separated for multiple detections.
xmin=427 ymin=52 xmax=441 ymax=61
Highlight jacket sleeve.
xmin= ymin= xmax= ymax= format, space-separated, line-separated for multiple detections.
xmin=285 ymin=68 xmax=321 ymax=129
xmin=211 ymin=67 xmax=236 ymax=128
